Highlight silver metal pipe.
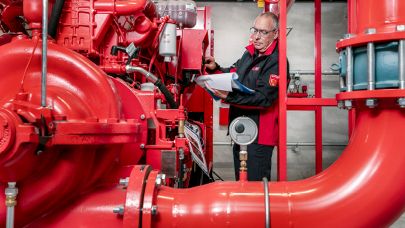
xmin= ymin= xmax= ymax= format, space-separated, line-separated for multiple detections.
xmin=262 ymin=177 xmax=270 ymax=228
xmin=41 ymin=0 xmax=49 ymax=107
xmin=5 ymin=182 xmax=18 ymax=228
xmin=346 ymin=47 xmax=354 ymax=92
xmin=399 ymin=40 xmax=405 ymax=89
xmin=367 ymin=42 xmax=375 ymax=90
xmin=6 ymin=207 xmax=14 ymax=228
xmin=126 ymin=65 xmax=158 ymax=83
xmin=213 ymin=142 xmax=348 ymax=146
xmin=289 ymin=70 xmax=339 ymax=76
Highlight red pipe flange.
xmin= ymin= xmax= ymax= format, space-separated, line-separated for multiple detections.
xmin=123 ymin=165 xmax=152 ymax=228
xmin=0 ymin=109 xmax=16 ymax=154
xmin=0 ymin=108 xmax=38 ymax=182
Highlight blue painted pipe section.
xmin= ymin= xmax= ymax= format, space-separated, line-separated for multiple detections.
xmin=339 ymin=42 xmax=400 ymax=91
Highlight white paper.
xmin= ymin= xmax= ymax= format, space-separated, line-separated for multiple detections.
xmin=195 ymin=72 xmax=255 ymax=95
xmin=195 ymin=73 xmax=234 ymax=91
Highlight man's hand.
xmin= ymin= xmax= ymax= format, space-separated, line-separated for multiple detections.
xmin=204 ymin=56 xmax=217 ymax=71
xmin=204 ymin=82 xmax=229 ymax=100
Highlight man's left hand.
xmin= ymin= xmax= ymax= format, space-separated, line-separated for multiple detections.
xmin=204 ymin=82 xmax=229 ymax=100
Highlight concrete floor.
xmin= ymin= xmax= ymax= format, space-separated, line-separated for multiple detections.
xmin=212 ymin=144 xmax=405 ymax=227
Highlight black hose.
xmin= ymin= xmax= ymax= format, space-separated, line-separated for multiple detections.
xmin=48 ymin=0 xmax=66 ymax=39
xmin=154 ymin=79 xmax=178 ymax=109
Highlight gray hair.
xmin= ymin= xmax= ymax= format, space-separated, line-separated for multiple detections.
xmin=257 ymin=12 xmax=279 ymax=31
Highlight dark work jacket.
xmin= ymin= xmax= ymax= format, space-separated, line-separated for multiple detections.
xmin=214 ymin=40 xmax=289 ymax=146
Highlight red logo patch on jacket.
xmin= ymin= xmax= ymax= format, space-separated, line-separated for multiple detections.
xmin=269 ymin=74 xmax=279 ymax=86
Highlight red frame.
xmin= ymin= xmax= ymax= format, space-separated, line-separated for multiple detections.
xmin=277 ymin=0 xmax=339 ymax=180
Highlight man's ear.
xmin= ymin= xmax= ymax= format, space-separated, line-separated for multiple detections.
xmin=274 ymin=30 xmax=279 ymax=39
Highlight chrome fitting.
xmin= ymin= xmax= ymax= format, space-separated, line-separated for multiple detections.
xmin=365 ymin=99 xmax=378 ymax=108
xmin=119 ymin=177 xmax=129 ymax=187
xmin=151 ymin=205 xmax=158 ymax=216
xmin=113 ymin=205 xmax=125 ymax=215
xmin=364 ymin=28 xmax=376 ymax=34
xmin=398 ymin=98 xmax=405 ymax=108
xmin=396 ymin=25 xmax=405 ymax=32
xmin=5 ymin=182 xmax=18 ymax=207
xmin=155 ymin=173 xmax=166 ymax=187
xmin=344 ymin=100 xmax=353 ymax=110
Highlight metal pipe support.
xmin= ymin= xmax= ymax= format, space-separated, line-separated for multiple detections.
xmin=346 ymin=46 xmax=353 ymax=92
xmin=41 ymin=0 xmax=49 ymax=107
xmin=5 ymin=182 xmax=18 ymax=228
xmin=367 ymin=42 xmax=375 ymax=90
xmin=399 ymin=40 xmax=405 ymax=89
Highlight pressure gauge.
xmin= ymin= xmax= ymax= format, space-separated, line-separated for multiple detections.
xmin=229 ymin=117 xmax=258 ymax=146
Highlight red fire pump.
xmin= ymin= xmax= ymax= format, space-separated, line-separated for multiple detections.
xmin=0 ymin=0 xmax=213 ymax=226
xmin=2 ymin=0 xmax=405 ymax=228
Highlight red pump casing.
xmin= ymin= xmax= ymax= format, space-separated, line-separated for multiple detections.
xmin=0 ymin=0 xmax=213 ymax=226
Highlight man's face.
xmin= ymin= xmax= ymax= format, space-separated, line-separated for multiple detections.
xmin=252 ymin=16 xmax=278 ymax=54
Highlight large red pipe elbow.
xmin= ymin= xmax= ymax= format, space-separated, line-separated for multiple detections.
xmin=152 ymin=105 xmax=405 ymax=227
xmin=28 ymin=105 xmax=405 ymax=227
xmin=269 ymin=105 xmax=405 ymax=227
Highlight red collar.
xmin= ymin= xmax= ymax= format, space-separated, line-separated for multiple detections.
xmin=246 ymin=39 xmax=278 ymax=56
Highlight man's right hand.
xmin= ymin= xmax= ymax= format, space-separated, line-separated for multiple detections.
xmin=204 ymin=56 xmax=217 ymax=71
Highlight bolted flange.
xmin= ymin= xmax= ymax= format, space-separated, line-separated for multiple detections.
xmin=0 ymin=110 xmax=16 ymax=155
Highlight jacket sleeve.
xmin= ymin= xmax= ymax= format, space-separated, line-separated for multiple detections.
xmin=205 ymin=58 xmax=241 ymax=74
xmin=225 ymin=57 xmax=280 ymax=107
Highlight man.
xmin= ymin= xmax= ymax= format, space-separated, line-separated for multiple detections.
xmin=204 ymin=12 xmax=289 ymax=181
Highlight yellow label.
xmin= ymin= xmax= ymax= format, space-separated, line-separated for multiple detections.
xmin=257 ymin=0 xmax=265 ymax=8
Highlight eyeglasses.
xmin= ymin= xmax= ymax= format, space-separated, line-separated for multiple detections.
xmin=250 ymin=27 xmax=277 ymax=36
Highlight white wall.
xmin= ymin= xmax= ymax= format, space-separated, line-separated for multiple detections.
xmin=198 ymin=2 xmax=348 ymax=145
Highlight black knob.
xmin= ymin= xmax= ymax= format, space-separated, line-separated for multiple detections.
xmin=111 ymin=46 xmax=126 ymax=56
xmin=235 ymin=124 xmax=245 ymax=133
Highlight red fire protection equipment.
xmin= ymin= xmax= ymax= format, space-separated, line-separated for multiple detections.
xmin=29 ymin=102 xmax=405 ymax=227
xmin=0 ymin=0 xmax=405 ymax=227
xmin=0 ymin=0 xmax=213 ymax=226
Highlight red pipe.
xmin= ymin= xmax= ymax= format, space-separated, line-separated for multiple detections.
xmin=27 ymin=103 xmax=405 ymax=227
xmin=151 ymin=104 xmax=405 ymax=227
xmin=27 ymin=187 xmax=127 ymax=227
xmin=314 ymin=0 xmax=322 ymax=174
xmin=94 ymin=0 xmax=147 ymax=15
xmin=277 ymin=0 xmax=288 ymax=181
xmin=263 ymin=0 xmax=295 ymax=14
